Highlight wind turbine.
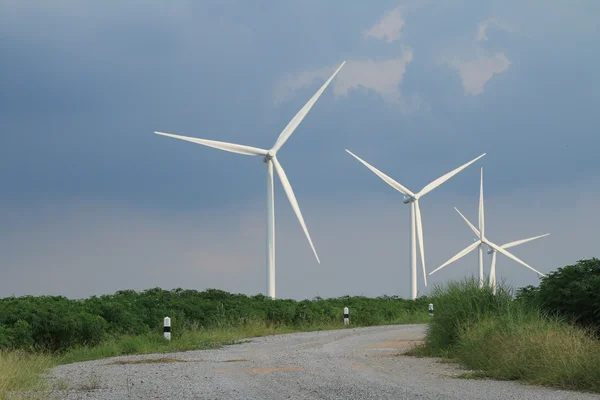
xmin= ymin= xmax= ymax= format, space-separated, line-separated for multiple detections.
xmin=345 ymin=150 xmax=486 ymax=300
xmin=453 ymin=208 xmax=549 ymax=292
xmin=155 ymin=61 xmax=346 ymax=299
xmin=429 ymin=168 xmax=546 ymax=291
xmin=487 ymin=233 xmax=549 ymax=294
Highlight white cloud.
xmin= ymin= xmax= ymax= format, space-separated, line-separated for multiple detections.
xmin=477 ymin=18 xmax=495 ymax=42
xmin=332 ymin=51 xmax=413 ymax=100
xmin=364 ymin=6 xmax=405 ymax=43
xmin=274 ymin=49 xmax=417 ymax=111
xmin=273 ymin=5 xmax=422 ymax=111
xmin=449 ymin=53 xmax=511 ymax=95
xmin=447 ymin=18 xmax=512 ymax=96
xmin=477 ymin=18 xmax=511 ymax=42
xmin=273 ymin=66 xmax=338 ymax=104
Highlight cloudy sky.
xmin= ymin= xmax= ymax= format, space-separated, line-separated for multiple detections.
xmin=1 ymin=0 xmax=599 ymax=300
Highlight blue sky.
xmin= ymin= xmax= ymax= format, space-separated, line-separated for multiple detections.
xmin=1 ymin=1 xmax=599 ymax=299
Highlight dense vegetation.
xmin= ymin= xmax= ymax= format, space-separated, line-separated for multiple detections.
xmin=0 ymin=288 xmax=429 ymax=353
xmin=4 ymin=258 xmax=600 ymax=397
xmin=412 ymin=265 xmax=600 ymax=394
xmin=516 ymin=258 xmax=600 ymax=333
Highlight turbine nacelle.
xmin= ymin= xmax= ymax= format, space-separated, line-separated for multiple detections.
xmin=403 ymin=196 xmax=415 ymax=204
xmin=263 ymin=151 xmax=275 ymax=163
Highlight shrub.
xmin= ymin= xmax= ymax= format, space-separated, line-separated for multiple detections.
xmin=516 ymin=258 xmax=600 ymax=333
xmin=0 ymin=288 xmax=428 ymax=352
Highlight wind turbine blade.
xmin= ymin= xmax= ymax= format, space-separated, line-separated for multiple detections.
xmin=414 ymin=200 xmax=427 ymax=286
xmin=270 ymin=61 xmax=345 ymax=153
xmin=271 ymin=157 xmax=320 ymax=263
xmin=154 ymin=132 xmax=268 ymax=156
xmin=345 ymin=150 xmax=415 ymax=197
xmin=417 ymin=153 xmax=486 ymax=198
xmin=490 ymin=250 xmax=497 ymax=286
xmin=429 ymin=241 xmax=480 ymax=275
xmin=455 ymin=207 xmax=480 ymax=237
xmin=486 ymin=241 xmax=546 ymax=276
xmin=501 ymin=233 xmax=550 ymax=249
xmin=479 ymin=168 xmax=485 ymax=238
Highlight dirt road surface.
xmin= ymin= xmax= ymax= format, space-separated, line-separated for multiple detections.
xmin=51 ymin=324 xmax=600 ymax=399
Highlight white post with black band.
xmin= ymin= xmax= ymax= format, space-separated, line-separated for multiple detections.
xmin=428 ymin=303 xmax=434 ymax=316
xmin=343 ymin=307 xmax=349 ymax=326
xmin=164 ymin=316 xmax=171 ymax=340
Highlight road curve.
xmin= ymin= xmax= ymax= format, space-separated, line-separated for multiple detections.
xmin=52 ymin=324 xmax=599 ymax=400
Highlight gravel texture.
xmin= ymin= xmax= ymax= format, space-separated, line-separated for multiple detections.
xmin=50 ymin=324 xmax=600 ymax=400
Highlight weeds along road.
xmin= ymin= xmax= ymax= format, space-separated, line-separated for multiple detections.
xmin=52 ymin=324 xmax=599 ymax=400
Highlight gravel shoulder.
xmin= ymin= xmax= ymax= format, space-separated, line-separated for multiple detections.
xmin=49 ymin=324 xmax=600 ymax=400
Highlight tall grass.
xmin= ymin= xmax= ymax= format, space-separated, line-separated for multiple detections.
xmin=456 ymin=312 xmax=600 ymax=392
xmin=416 ymin=277 xmax=513 ymax=356
xmin=0 ymin=350 xmax=55 ymax=399
xmin=413 ymin=278 xmax=600 ymax=393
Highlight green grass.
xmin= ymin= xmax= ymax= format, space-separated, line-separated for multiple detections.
xmin=58 ymin=321 xmax=300 ymax=364
xmin=413 ymin=278 xmax=600 ymax=393
xmin=455 ymin=311 xmax=600 ymax=392
xmin=0 ymin=350 xmax=56 ymax=399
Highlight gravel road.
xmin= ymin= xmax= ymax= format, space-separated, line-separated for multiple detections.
xmin=50 ymin=324 xmax=600 ymax=400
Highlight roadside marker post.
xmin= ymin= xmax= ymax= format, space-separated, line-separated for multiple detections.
xmin=164 ymin=316 xmax=171 ymax=340
xmin=428 ymin=304 xmax=434 ymax=317
xmin=343 ymin=307 xmax=349 ymax=326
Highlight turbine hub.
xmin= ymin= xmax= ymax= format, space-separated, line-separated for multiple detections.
xmin=263 ymin=152 xmax=274 ymax=163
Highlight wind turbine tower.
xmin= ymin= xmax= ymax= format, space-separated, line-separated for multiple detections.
xmin=346 ymin=151 xmax=485 ymax=299
xmin=155 ymin=62 xmax=346 ymax=299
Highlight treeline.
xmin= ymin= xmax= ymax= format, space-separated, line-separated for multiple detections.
xmin=0 ymin=288 xmax=429 ymax=352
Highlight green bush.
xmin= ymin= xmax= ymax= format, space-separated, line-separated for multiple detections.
xmin=0 ymin=288 xmax=429 ymax=353
xmin=516 ymin=258 xmax=600 ymax=333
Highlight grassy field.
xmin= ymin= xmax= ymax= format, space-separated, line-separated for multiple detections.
xmin=410 ymin=278 xmax=600 ymax=393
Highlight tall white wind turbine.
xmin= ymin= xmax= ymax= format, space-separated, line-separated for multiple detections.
xmin=345 ymin=150 xmax=486 ymax=300
xmin=155 ymin=61 xmax=346 ymax=299
xmin=429 ymin=168 xmax=547 ymax=291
